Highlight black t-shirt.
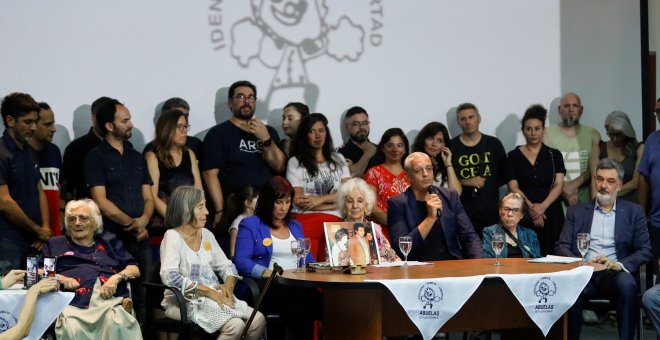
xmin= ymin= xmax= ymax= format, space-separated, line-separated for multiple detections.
xmin=450 ymin=134 xmax=506 ymax=233
xmin=414 ymin=200 xmax=451 ymax=261
xmin=201 ymin=120 xmax=280 ymax=196
xmin=61 ymin=127 xmax=103 ymax=200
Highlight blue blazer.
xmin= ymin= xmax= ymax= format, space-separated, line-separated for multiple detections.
xmin=554 ymin=199 xmax=651 ymax=274
xmin=387 ymin=187 xmax=483 ymax=260
xmin=482 ymin=224 xmax=541 ymax=258
xmin=234 ymin=215 xmax=314 ymax=279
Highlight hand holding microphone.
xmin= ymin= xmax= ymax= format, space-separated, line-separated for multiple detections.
xmin=426 ymin=185 xmax=443 ymax=219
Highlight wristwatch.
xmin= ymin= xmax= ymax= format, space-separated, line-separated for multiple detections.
xmin=261 ymin=138 xmax=273 ymax=147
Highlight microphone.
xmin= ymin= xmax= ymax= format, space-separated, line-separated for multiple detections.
xmin=427 ymin=185 xmax=442 ymax=218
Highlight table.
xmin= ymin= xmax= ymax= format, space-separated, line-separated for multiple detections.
xmin=278 ymin=258 xmax=581 ymax=340
xmin=0 ymin=286 xmax=74 ymax=340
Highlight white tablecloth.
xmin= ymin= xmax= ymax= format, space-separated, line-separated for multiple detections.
xmin=0 ymin=286 xmax=74 ymax=340
xmin=368 ymin=266 xmax=593 ymax=340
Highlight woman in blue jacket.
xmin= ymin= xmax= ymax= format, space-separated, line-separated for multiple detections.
xmin=234 ymin=176 xmax=321 ymax=340
xmin=483 ymin=192 xmax=541 ymax=259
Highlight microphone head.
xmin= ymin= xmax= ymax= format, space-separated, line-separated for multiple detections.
xmin=427 ymin=185 xmax=438 ymax=195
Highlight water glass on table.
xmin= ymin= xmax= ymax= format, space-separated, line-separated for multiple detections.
xmin=398 ymin=236 xmax=412 ymax=268
xmin=576 ymin=233 xmax=590 ymax=266
xmin=491 ymin=233 xmax=505 ymax=266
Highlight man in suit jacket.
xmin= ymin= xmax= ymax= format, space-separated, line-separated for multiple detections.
xmin=555 ymin=158 xmax=651 ymax=340
xmin=388 ymin=152 xmax=483 ymax=261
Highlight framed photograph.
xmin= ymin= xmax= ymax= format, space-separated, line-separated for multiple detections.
xmin=43 ymin=257 xmax=56 ymax=278
xmin=324 ymin=221 xmax=381 ymax=266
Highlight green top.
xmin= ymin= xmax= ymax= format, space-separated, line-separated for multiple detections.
xmin=546 ymin=124 xmax=595 ymax=203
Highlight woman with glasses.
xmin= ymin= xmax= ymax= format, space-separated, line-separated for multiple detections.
xmin=145 ymin=109 xmax=202 ymax=261
xmin=505 ymin=104 xmax=565 ymax=256
xmin=43 ymin=199 xmax=143 ymax=339
xmin=411 ymin=122 xmax=462 ymax=194
xmin=589 ymin=110 xmax=643 ymax=202
xmin=483 ymin=192 xmax=541 ymax=258
xmin=286 ymin=113 xmax=351 ymax=261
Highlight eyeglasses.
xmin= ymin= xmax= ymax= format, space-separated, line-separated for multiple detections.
xmin=606 ymin=130 xmax=624 ymax=139
xmin=350 ymin=120 xmax=370 ymax=128
xmin=176 ymin=124 xmax=190 ymax=132
xmin=233 ymin=94 xmax=257 ymax=103
xmin=67 ymin=215 xmax=91 ymax=224
xmin=500 ymin=206 xmax=521 ymax=214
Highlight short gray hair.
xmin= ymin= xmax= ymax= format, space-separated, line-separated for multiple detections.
xmin=165 ymin=186 xmax=204 ymax=228
xmin=63 ymin=199 xmax=103 ymax=234
xmin=335 ymin=178 xmax=376 ymax=217
xmin=596 ymin=158 xmax=625 ymax=182
xmin=499 ymin=192 xmax=528 ymax=215
xmin=404 ymin=152 xmax=431 ymax=174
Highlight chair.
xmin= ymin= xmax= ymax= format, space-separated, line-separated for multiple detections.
xmin=143 ymin=261 xmax=260 ymax=340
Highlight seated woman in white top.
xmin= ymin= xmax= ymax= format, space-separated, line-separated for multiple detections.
xmin=159 ymin=186 xmax=265 ymax=340
xmin=286 ymin=113 xmax=351 ymax=261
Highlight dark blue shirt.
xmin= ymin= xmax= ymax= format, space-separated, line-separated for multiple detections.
xmin=43 ymin=233 xmax=137 ymax=308
xmin=0 ymin=131 xmax=42 ymax=247
xmin=201 ymin=120 xmax=280 ymax=195
xmin=83 ymin=140 xmax=153 ymax=236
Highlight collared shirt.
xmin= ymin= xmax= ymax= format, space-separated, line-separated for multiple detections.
xmin=638 ymin=130 xmax=660 ymax=227
xmin=83 ymin=140 xmax=153 ymax=237
xmin=0 ymin=130 xmax=42 ymax=246
xmin=588 ymin=200 xmax=629 ymax=272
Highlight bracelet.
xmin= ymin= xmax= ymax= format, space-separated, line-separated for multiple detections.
xmin=446 ymin=164 xmax=453 ymax=168
xmin=215 ymin=211 xmax=223 ymax=215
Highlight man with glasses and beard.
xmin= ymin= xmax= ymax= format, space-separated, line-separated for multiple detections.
xmin=337 ymin=106 xmax=377 ymax=177
xmin=545 ymin=92 xmax=601 ymax=206
xmin=202 ymin=80 xmax=285 ymax=228
xmin=555 ymin=158 xmax=651 ymax=340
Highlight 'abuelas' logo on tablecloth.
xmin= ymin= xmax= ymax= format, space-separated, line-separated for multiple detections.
xmin=417 ymin=282 xmax=442 ymax=319
xmin=533 ymin=276 xmax=557 ymax=313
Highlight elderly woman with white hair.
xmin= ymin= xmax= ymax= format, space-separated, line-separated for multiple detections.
xmin=589 ymin=110 xmax=644 ymax=202
xmin=42 ymin=198 xmax=142 ymax=339
xmin=336 ymin=178 xmax=400 ymax=264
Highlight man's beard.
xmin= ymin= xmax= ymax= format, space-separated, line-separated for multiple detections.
xmin=112 ymin=128 xmax=131 ymax=140
xmin=562 ymin=117 xmax=580 ymax=127
xmin=596 ymin=191 xmax=616 ymax=206
xmin=233 ymin=105 xmax=255 ymax=121
xmin=350 ymin=132 xmax=368 ymax=143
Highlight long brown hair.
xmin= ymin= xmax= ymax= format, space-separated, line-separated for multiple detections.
xmin=154 ymin=109 xmax=188 ymax=168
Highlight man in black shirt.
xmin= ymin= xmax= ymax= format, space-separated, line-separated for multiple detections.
xmin=60 ymin=97 xmax=111 ymax=201
xmin=337 ymin=106 xmax=376 ymax=177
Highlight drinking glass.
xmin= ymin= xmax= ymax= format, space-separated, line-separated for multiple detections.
xmin=491 ymin=233 xmax=505 ymax=266
xmin=299 ymin=237 xmax=311 ymax=269
xmin=576 ymin=233 xmax=590 ymax=266
xmin=398 ymin=236 xmax=412 ymax=268
xmin=290 ymin=240 xmax=303 ymax=272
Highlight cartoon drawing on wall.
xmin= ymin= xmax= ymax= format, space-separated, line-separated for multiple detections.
xmin=229 ymin=0 xmax=367 ymax=111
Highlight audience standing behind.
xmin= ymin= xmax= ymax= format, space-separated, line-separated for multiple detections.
xmin=0 ymin=93 xmax=51 ymax=269
xmin=145 ymin=109 xmax=202 ymax=261
xmin=225 ymin=184 xmax=259 ymax=258
xmin=505 ymin=105 xmax=566 ymax=256
xmin=337 ymin=106 xmax=377 ymax=177
xmin=202 ymin=80 xmax=285 ymax=230
xmin=545 ymin=92 xmax=601 ymax=206
xmin=363 ymin=127 xmax=410 ymax=229
xmin=451 ymin=103 xmax=507 ymax=236
xmin=279 ymin=102 xmax=310 ymax=157
xmin=29 ymin=102 xmax=62 ymax=236
xmin=83 ymin=98 xmax=154 ymax=324
xmin=412 ymin=122 xmax=462 ymax=194
xmin=589 ymin=110 xmax=643 ymax=203
xmin=287 ymin=113 xmax=350 ymax=261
